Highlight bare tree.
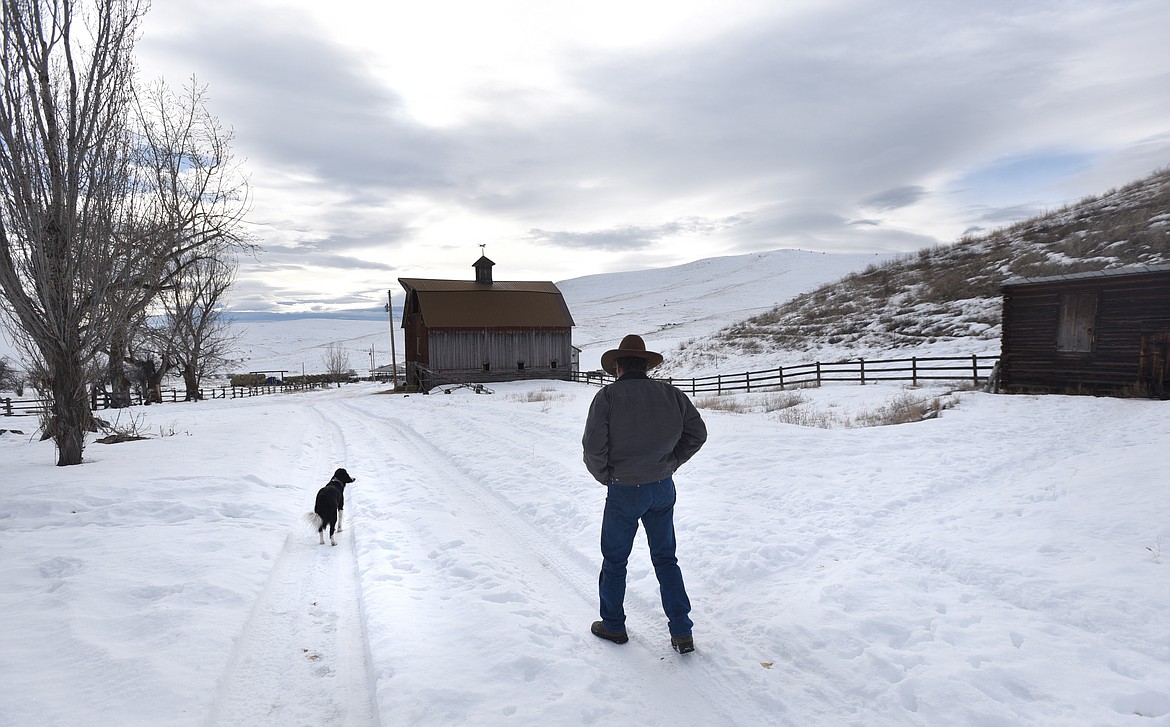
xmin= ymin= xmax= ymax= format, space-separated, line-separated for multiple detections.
xmin=0 ymin=3 xmax=250 ymax=464
xmin=118 ymin=302 xmax=173 ymax=404
xmin=0 ymin=0 xmax=149 ymax=464
xmin=323 ymin=342 xmax=351 ymax=383
xmin=103 ymin=77 xmax=251 ymax=407
xmin=162 ymin=252 xmax=240 ymax=400
xmin=118 ymin=78 xmax=250 ymax=404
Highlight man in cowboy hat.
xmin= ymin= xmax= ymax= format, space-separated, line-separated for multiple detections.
xmin=582 ymin=334 xmax=707 ymax=653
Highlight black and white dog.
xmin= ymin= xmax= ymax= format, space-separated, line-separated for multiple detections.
xmin=304 ymin=468 xmax=356 ymax=546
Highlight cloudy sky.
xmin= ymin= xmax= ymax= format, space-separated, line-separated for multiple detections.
xmin=137 ymin=0 xmax=1170 ymax=314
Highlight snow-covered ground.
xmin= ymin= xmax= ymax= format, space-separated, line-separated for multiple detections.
xmin=2 ymin=248 xmax=1169 ymax=725
xmin=3 ymin=379 xmax=1169 ymax=726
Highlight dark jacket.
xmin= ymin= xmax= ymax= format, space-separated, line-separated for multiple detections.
xmin=582 ymin=371 xmax=707 ymax=485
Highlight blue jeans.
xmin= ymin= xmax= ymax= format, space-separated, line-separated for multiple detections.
xmin=598 ymin=477 xmax=693 ymax=637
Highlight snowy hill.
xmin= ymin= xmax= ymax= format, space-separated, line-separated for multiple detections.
xmin=558 ymin=248 xmax=896 ymax=371
xmin=672 ymin=166 xmax=1170 ymax=373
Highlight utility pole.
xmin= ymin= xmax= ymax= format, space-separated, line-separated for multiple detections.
xmin=386 ymin=289 xmax=399 ymax=389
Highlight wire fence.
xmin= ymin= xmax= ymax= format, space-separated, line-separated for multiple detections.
xmin=570 ymin=354 xmax=1000 ymax=394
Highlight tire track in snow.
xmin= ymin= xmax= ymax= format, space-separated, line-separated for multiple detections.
xmin=421 ymin=402 xmax=800 ymax=725
xmin=335 ymin=396 xmax=780 ymax=726
xmin=205 ymin=404 xmax=381 ymax=727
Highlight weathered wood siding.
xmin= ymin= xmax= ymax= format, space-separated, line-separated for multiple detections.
xmin=403 ymin=325 xmax=573 ymax=389
xmin=428 ymin=328 xmax=571 ymax=373
xmin=1000 ymin=268 xmax=1170 ymax=395
xmin=401 ymin=308 xmax=427 ymax=386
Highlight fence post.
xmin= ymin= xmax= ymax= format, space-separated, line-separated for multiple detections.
xmin=3 ymin=397 xmax=10 ymax=416
xmin=745 ymin=371 xmax=751 ymax=393
xmin=778 ymin=366 xmax=784 ymax=389
xmin=816 ymin=361 xmax=822 ymax=386
xmin=717 ymin=374 xmax=723 ymax=395
xmin=859 ymin=358 xmax=866 ymax=385
xmin=912 ymin=357 xmax=918 ymax=386
xmin=972 ymin=354 xmax=979 ymax=385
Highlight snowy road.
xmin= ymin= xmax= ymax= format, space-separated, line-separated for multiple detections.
xmin=208 ymin=402 xmax=381 ymax=726
xmin=305 ymin=389 xmax=775 ymax=726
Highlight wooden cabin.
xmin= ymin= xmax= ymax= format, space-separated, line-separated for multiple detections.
xmin=998 ymin=265 xmax=1170 ymax=396
xmin=398 ymin=256 xmax=575 ymax=391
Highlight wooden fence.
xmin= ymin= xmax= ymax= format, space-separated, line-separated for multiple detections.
xmin=2 ymin=381 xmax=332 ymax=418
xmin=4 ymin=355 xmax=1000 ymax=418
xmin=570 ymin=354 xmax=1000 ymax=394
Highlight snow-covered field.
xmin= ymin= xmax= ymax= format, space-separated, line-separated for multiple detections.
xmin=3 ymin=379 xmax=1169 ymax=726
xmin=2 ymin=248 xmax=1169 ymax=725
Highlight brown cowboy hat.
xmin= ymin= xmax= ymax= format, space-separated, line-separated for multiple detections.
xmin=600 ymin=334 xmax=663 ymax=375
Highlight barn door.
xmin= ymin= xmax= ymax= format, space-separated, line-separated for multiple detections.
xmin=1139 ymin=332 xmax=1170 ymax=396
xmin=1057 ymin=292 xmax=1097 ymax=352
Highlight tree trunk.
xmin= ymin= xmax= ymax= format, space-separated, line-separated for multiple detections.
xmin=107 ymin=329 xmax=133 ymax=408
xmin=48 ymin=351 xmax=89 ymax=466
xmin=182 ymin=366 xmax=202 ymax=401
xmin=140 ymin=358 xmax=166 ymax=403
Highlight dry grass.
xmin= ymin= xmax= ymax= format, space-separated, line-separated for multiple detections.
xmin=851 ymin=392 xmax=953 ymax=427
xmin=509 ymin=386 xmax=566 ymax=404
xmin=695 ymin=395 xmax=750 ymax=413
xmin=697 ymin=385 xmax=963 ymax=429
xmin=772 ymin=406 xmax=842 ymax=429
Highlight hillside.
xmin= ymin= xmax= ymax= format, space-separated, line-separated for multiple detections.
xmin=661 ymin=167 xmax=1170 ymax=375
xmin=557 ymin=248 xmax=898 ymax=371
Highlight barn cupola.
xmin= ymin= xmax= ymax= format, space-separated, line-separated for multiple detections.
xmin=474 ymin=254 xmax=495 ymax=285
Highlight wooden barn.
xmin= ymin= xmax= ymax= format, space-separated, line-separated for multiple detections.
xmin=998 ymin=265 xmax=1170 ymax=396
xmin=398 ymin=256 xmax=576 ymax=391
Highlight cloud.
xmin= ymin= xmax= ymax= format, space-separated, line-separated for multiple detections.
xmin=135 ymin=0 xmax=1170 ymax=312
xmin=862 ymin=186 xmax=928 ymax=211
xmin=972 ymin=203 xmax=1049 ymax=225
xmin=529 ymin=215 xmax=748 ymax=251
xmin=141 ymin=3 xmax=454 ymax=196
xmin=252 ymin=249 xmax=397 ymax=273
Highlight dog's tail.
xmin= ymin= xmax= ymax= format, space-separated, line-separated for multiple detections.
xmin=303 ymin=511 xmax=323 ymax=531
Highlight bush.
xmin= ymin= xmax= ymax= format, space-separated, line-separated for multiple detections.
xmin=0 ymin=356 xmax=24 ymax=394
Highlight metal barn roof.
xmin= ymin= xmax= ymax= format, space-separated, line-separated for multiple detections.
xmin=398 ymin=278 xmax=575 ymax=328
xmin=1002 ymin=264 xmax=1170 ymax=288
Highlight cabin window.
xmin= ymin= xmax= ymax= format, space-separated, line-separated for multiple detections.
xmin=517 ymin=361 xmax=526 ymax=371
xmin=550 ymin=359 xmax=558 ymax=369
xmin=1057 ymin=292 xmax=1097 ymax=353
xmin=482 ymin=361 xmax=491 ymax=372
